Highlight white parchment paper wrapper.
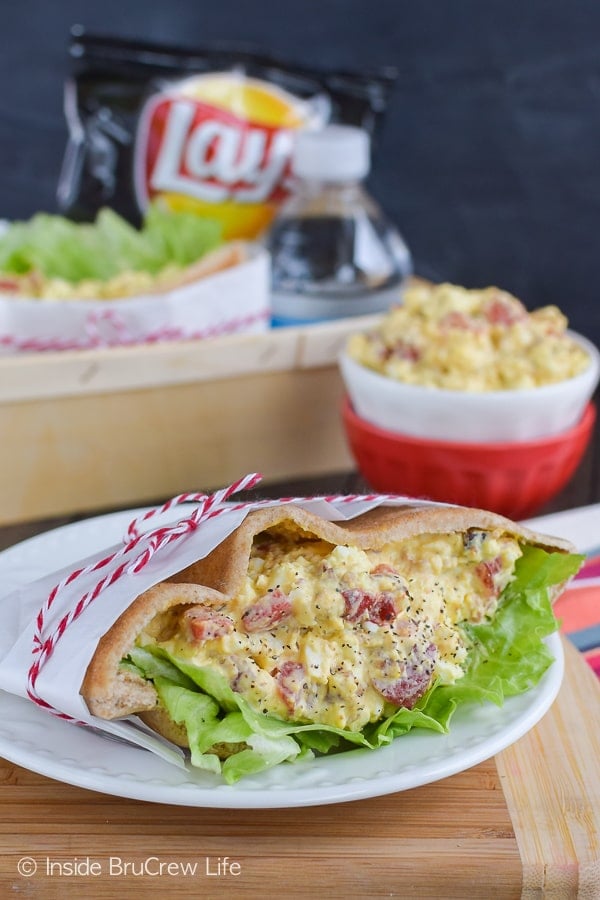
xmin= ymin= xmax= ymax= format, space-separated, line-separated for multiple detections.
xmin=0 ymin=244 xmax=270 ymax=353
xmin=0 ymin=486 xmax=447 ymax=768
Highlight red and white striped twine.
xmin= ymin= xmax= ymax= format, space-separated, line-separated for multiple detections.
xmin=27 ymin=473 xmax=394 ymax=721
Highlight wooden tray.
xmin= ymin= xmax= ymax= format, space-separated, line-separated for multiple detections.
xmin=0 ymin=636 xmax=597 ymax=898
xmin=0 ymin=315 xmax=380 ymax=526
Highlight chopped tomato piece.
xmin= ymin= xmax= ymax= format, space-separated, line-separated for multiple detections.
xmin=183 ymin=606 xmax=234 ymax=642
xmin=393 ymin=340 xmax=420 ymax=362
xmin=373 ymin=642 xmax=436 ymax=708
xmin=369 ymin=593 xmax=398 ymax=625
xmin=440 ymin=310 xmax=478 ymax=331
xmin=342 ymin=589 xmax=374 ymax=621
xmin=483 ymin=296 xmax=526 ymax=326
xmin=370 ymin=563 xmax=400 ymax=576
xmin=475 ymin=557 xmax=503 ymax=595
xmin=381 ymin=341 xmax=420 ymax=363
xmin=275 ymin=661 xmax=305 ymax=712
xmin=343 ymin=589 xmax=400 ymax=625
xmin=372 ymin=670 xmax=431 ymax=709
xmin=241 ymin=588 xmax=292 ymax=633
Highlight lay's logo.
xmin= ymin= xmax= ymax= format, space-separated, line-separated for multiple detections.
xmin=133 ymin=74 xmax=323 ymax=239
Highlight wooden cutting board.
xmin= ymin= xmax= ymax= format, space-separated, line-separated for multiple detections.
xmin=0 ymin=636 xmax=597 ymax=899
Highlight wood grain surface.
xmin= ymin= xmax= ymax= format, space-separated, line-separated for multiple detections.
xmin=0 ymin=635 xmax=597 ymax=899
xmin=496 ymin=638 xmax=600 ymax=898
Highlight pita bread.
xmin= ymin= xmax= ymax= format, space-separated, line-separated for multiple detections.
xmin=0 ymin=242 xmax=248 ymax=301
xmin=80 ymin=502 xmax=575 ymax=748
xmin=151 ymin=241 xmax=247 ymax=293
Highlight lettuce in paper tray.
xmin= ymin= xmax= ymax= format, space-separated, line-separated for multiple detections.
xmin=0 ymin=205 xmax=269 ymax=351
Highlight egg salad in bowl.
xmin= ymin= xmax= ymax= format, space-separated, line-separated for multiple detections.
xmin=347 ymin=281 xmax=590 ymax=391
xmin=340 ymin=281 xmax=600 ymax=442
xmin=81 ymin=503 xmax=582 ymax=783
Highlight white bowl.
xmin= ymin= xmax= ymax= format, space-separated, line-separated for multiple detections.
xmin=339 ymin=330 xmax=600 ymax=443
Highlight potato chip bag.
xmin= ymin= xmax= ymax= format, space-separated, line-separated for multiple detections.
xmin=58 ymin=29 xmax=396 ymax=240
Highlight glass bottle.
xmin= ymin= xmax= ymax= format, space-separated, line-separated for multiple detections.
xmin=267 ymin=124 xmax=412 ymax=326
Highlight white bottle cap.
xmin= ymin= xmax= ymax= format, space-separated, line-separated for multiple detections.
xmin=291 ymin=125 xmax=371 ymax=182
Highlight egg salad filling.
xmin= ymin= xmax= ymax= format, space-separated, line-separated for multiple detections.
xmin=123 ymin=530 xmax=582 ymax=783
xmin=135 ymin=526 xmax=521 ymax=732
xmin=1 ymin=267 xmax=189 ymax=300
xmin=347 ymin=281 xmax=590 ymax=391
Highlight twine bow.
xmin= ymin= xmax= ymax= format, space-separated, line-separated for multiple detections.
xmin=27 ymin=473 xmax=263 ymax=717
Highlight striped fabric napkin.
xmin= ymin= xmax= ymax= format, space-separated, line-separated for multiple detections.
xmin=556 ymin=552 xmax=600 ymax=677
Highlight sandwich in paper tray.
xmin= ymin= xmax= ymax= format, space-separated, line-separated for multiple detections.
xmin=0 ymin=204 xmax=269 ymax=352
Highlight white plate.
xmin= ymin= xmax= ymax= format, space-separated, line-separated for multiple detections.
xmin=0 ymin=508 xmax=564 ymax=808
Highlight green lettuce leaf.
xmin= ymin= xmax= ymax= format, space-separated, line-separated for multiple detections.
xmin=378 ymin=546 xmax=584 ymax=742
xmin=0 ymin=204 xmax=222 ymax=283
xmin=124 ymin=545 xmax=583 ymax=783
xmin=128 ymin=644 xmax=372 ymax=784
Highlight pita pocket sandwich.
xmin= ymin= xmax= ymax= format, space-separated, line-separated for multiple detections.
xmin=81 ymin=502 xmax=583 ymax=783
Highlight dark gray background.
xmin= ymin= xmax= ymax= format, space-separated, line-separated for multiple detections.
xmin=3 ymin=0 xmax=600 ymax=343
